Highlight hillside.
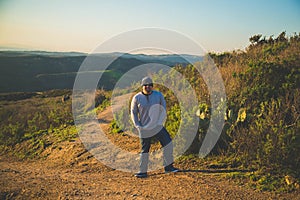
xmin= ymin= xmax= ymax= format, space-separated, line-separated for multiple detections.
xmin=0 ymin=32 xmax=299 ymax=199
xmin=0 ymin=51 xmax=202 ymax=92
xmin=1 ymin=91 xmax=299 ymax=199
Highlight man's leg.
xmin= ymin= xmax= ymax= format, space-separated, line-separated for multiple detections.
xmin=139 ymin=137 xmax=151 ymax=173
xmin=155 ymin=127 xmax=175 ymax=170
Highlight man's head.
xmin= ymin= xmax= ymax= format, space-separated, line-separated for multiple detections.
xmin=141 ymin=76 xmax=153 ymax=94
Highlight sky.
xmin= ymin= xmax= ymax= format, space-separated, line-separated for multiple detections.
xmin=0 ymin=0 xmax=299 ymax=54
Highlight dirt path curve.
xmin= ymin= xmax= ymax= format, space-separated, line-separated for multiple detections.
xmin=0 ymin=93 xmax=298 ymax=199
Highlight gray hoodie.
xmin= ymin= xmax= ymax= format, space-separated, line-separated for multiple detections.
xmin=130 ymin=90 xmax=166 ymax=131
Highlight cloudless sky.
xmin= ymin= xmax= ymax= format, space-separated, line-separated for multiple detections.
xmin=0 ymin=0 xmax=299 ymax=53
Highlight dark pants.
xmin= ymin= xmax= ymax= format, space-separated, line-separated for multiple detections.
xmin=139 ymin=126 xmax=174 ymax=173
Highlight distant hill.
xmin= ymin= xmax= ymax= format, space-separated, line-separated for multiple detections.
xmin=0 ymin=51 xmax=202 ymax=92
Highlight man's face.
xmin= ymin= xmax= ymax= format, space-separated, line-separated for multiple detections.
xmin=142 ymin=83 xmax=153 ymax=94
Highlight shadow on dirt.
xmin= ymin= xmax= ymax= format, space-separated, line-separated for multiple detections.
xmin=180 ymin=169 xmax=254 ymax=173
xmin=148 ymin=168 xmax=254 ymax=177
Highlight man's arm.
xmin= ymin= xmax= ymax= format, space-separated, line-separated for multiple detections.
xmin=160 ymin=92 xmax=167 ymax=109
xmin=130 ymin=96 xmax=142 ymax=128
xmin=157 ymin=92 xmax=167 ymax=125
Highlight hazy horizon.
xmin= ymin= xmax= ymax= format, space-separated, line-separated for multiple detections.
xmin=0 ymin=47 xmax=206 ymax=56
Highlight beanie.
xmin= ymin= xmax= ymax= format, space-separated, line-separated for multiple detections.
xmin=141 ymin=76 xmax=153 ymax=86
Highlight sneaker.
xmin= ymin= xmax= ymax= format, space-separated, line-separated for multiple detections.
xmin=134 ymin=172 xmax=147 ymax=178
xmin=165 ymin=166 xmax=180 ymax=173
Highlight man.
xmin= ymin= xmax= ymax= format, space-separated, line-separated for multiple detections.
xmin=131 ymin=76 xmax=179 ymax=178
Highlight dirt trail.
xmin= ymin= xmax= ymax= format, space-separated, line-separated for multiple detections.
xmin=3 ymin=154 xmax=295 ymax=200
xmin=1 ymin=94 xmax=299 ymax=199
